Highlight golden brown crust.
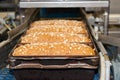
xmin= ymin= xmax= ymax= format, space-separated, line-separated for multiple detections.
xmin=26 ymin=25 xmax=87 ymax=34
xmin=30 ymin=20 xmax=85 ymax=28
xmin=20 ymin=32 xmax=91 ymax=43
xmin=12 ymin=43 xmax=95 ymax=56
xmin=12 ymin=20 xmax=95 ymax=57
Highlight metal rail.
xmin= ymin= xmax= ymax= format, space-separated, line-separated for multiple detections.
xmin=19 ymin=0 xmax=109 ymax=8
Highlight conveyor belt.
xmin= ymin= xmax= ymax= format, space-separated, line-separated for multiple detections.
xmin=0 ymin=68 xmax=15 ymax=80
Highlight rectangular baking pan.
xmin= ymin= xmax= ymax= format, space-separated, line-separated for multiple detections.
xmin=9 ymin=22 xmax=99 ymax=69
xmin=8 ymin=8 xmax=99 ymax=69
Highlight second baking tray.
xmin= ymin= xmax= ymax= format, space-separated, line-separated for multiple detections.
xmin=9 ymin=55 xmax=99 ymax=69
xmin=9 ymin=42 xmax=99 ymax=69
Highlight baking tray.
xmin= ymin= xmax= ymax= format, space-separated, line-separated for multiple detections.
xmin=8 ymin=8 xmax=99 ymax=69
xmin=9 ymin=56 xmax=99 ymax=69
xmin=9 ymin=23 xmax=99 ymax=70
xmin=8 ymin=9 xmax=99 ymax=80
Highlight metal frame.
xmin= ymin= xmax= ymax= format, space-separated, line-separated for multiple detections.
xmin=19 ymin=0 xmax=110 ymax=35
xmin=19 ymin=0 xmax=109 ymax=8
xmin=88 ymin=23 xmax=111 ymax=80
xmin=18 ymin=0 xmax=110 ymax=80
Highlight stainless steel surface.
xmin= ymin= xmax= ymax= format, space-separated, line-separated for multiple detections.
xmin=0 ymin=8 xmax=37 ymax=47
xmin=99 ymin=52 xmax=110 ymax=80
xmin=99 ymin=52 xmax=106 ymax=80
xmin=104 ymin=11 xmax=109 ymax=35
xmin=0 ymin=3 xmax=17 ymax=8
xmin=109 ymin=14 xmax=120 ymax=24
xmin=110 ymin=0 xmax=120 ymax=14
xmin=87 ymin=18 xmax=110 ymax=80
xmin=99 ymin=35 xmax=120 ymax=47
xmin=108 ymin=31 xmax=120 ymax=38
xmin=109 ymin=0 xmax=120 ymax=24
xmin=108 ymin=25 xmax=120 ymax=37
xmin=96 ymin=41 xmax=110 ymax=80
xmin=19 ymin=0 xmax=109 ymax=8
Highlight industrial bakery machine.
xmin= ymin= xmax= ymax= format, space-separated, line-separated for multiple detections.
xmin=8 ymin=0 xmax=111 ymax=80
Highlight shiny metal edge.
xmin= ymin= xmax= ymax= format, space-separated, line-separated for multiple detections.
xmin=19 ymin=1 xmax=109 ymax=8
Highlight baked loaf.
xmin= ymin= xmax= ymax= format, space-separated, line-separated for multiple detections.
xmin=12 ymin=20 xmax=95 ymax=57
xmin=12 ymin=43 xmax=95 ymax=56
xmin=30 ymin=20 xmax=85 ymax=28
xmin=21 ymin=32 xmax=91 ymax=43
xmin=26 ymin=25 xmax=87 ymax=34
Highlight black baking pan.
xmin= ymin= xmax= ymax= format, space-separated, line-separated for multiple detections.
xmin=8 ymin=18 xmax=99 ymax=69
